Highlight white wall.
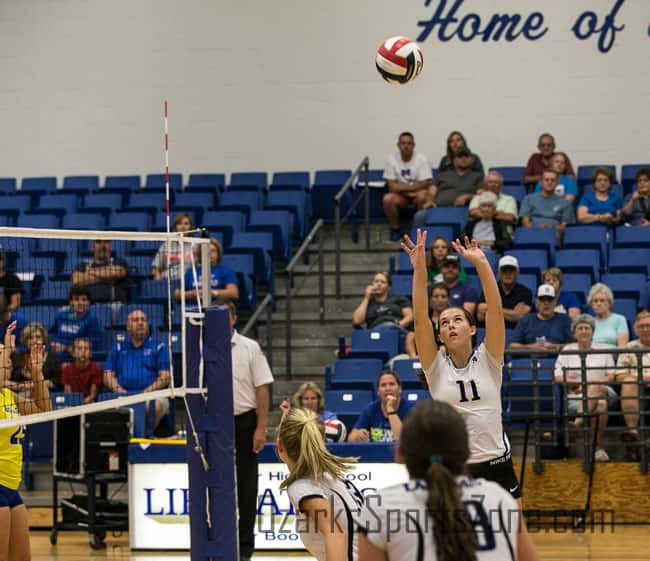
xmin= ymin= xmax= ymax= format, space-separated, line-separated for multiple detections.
xmin=0 ymin=0 xmax=648 ymax=180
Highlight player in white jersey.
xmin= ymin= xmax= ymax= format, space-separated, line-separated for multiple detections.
xmin=276 ymin=408 xmax=365 ymax=561
xmin=402 ymin=232 xmax=521 ymax=499
xmin=357 ymin=399 xmax=538 ymax=561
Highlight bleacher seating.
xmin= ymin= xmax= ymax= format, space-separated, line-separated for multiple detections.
xmin=186 ymin=173 xmax=226 ymax=192
xmin=421 ymin=207 xmax=468 ymax=237
xmin=490 ymin=166 xmax=525 ymax=185
xmin=555 ymin=249 xmax=601 ymax=282
xmin=323 ymin=389 xmax=373 ymax=432
xmin=229 ymin=172 xmax=267 ymax=192
xmin=326 ymin=358 xmax=383 ymax=392
xmin=576 ymin=165 xmax=616 ymax=189
xmin=145 ymin=173 xmax=183 ymax=190
xmin=271 ymin=171 xmax=310 ymax=191
xmin=621 ymin=164 xmax=650 ymax=193
xmin=347 ymin=329 xmax=399 ymax=363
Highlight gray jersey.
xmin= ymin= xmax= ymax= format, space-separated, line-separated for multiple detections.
xmin=424 ymin=343 xmax=509 ymax=463
xmin=358 ymin=476 xmax=519 ymax=561
xmin=287 ymin=474 xmax=365 ymax=561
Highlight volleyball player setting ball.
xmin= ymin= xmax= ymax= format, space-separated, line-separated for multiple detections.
xmin=276 ymin=408 xmax=365 ymax=561
xmin=357 ymin=399 xmax=538 ymax=561
xmin=0 ymin=321 xmax=51 ymax=561
xmin=402 ymin=232 xmax=522 ymax=500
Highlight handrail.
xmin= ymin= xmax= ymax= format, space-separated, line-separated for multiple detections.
xmin=284 ymin=219 xmax=326 ymax=379
xmin=334 ymin=157 xmax=370 ymax=298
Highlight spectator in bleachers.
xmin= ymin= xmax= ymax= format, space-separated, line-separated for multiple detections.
xmin=439 ymin=255 xmax=478 ymax=316
xmin=509 ymin=284 xmax=573 ymax=351
xmin=71 ymin=240 xmax=129 ymax=303
xmin=477 ymin=256 xmax=532 ymax=329
xmin=49 ymin=286 xmax=101 ymax=363
xmin=347 ymin=370 xmax=413 ymax=442
xmin=616 ymin=310 xmax=650 ymax=460
xmin=534 ymin=152 xmax=578 ymax=203
xmin=0 ymin=295 xmax=26 ymax=344
xmin=577 ymin=167 xmax=623 ymax=225
xmin=9 ymin=322 xmax=61 ymax=395
xmin=587 ymin=283 xmax=629 ymax=348
xmin=405 ymin=282 xmax=449 ymax=357
xmin=61 ymin=337 xmax=102 ymax=404
xmin=174 ymin=238 xmax=239 ymax=304
xmin=541 ymin=267 xmax=581 ymax=319
xmin=103 ymin=309 xmax=171 ymax=429
xmin=553 ymin=314 xmax=617 ymax=462
xmin=426 ymin=236 xmax=466 ymax=283
xmin=462 ymin=191 xmax=513 ymax=253
xmin=520 ymin=169 xmax=575 ymax=245
xmin=152 ymin=212 xmax=195 ymax=280
xmin=383 ymin=131 xmax=433 ymax=241
xmin=0 ymin=249 xmax=23 ymax=311
xmin=523 ymin=133 xmax=575 ymax=187
xmin=622 ymin=167 xmax=650 ymax=226
xmin=429 ymin=146 xmax=483 ymax=207
xmin=468 ymin=170 xmax=518 ymax=228
xmin=437 ymin=130 xmax=484 ymax=174
xmin=279 ymin=382 xmax=338 ymax=421
xmin=352 ymin=271 xmax=413 ymax=331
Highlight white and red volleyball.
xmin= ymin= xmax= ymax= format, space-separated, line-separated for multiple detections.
xmin=323 ymin=419 xmax=348 ymax=442
xmin=376 ymin=36 xmax=423 ymax=85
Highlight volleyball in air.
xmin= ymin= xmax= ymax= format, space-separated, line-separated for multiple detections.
xmin=375 ymin=36 xmax=423 ymax=84
xmin=323 ymin=419 xmax=348 ymax=442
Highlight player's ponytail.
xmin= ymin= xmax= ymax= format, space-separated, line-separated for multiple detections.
xmin=400 ymin=399 xmax=477 ymax=561
xmin=278 ymin=408 xmax=357 ymax=489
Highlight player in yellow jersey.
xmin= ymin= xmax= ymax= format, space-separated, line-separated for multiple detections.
xmin=0 ymin=319 xmax=51 ymax=561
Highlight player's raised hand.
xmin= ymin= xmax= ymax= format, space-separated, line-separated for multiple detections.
xmin=401 ymin=229 xmax=428 ymax=270
xmin=451 ymin=236 xmax=486 ymax=266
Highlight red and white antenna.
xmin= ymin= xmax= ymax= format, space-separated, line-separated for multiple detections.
xmin=164 ymin=100 xmax=171 ymax=234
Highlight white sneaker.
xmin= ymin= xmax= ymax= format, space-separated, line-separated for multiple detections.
xmin=594 ymin=448 xmax=610 ymax=462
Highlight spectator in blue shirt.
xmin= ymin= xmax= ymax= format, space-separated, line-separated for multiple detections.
xmin=440 ymin=255 xmax=478 ymax=317
xmin=103 ymin=309 xmax=171 ymax=429
xmin=577 ymin=167 xmax=623 ymax=226
xmin=587 ymin=283 xmax=629 ymax=348
xmin=509 ymin=284 xmax=573 ymax=352
xmin=175 ymin=238 xmax=239 ymax=304
xmin=49 ymin=286 xmax=102 ymax=363
xmin=541 ymin=267 xmax=581 ymax=319
xmin=348 ymin=370 xmax=413 ymax=443
xmin=534 ymin=152 xmax=578 ymax=203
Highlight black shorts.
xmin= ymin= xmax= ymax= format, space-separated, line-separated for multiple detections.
xmin=467 ymin=453 xmax=521 ymax=499
xmin=0 ymin=484 xmax=23 ymax=508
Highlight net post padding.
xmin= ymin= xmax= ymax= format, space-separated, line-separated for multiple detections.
xmin=187 ymin=307 xmax=237 ymax=561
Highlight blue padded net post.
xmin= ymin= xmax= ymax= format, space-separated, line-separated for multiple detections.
xmin=186 ymin=307 xmax=237 ymax=561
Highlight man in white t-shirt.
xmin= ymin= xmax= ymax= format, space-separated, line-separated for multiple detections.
xmin=382 ymin=131 xmax=432 ymax=241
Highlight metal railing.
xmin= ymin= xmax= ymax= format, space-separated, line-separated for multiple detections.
xmin=334 ymin=157 xmax=370 ymax=298
xmin=284 ymin=219 xmax=326 ymax=379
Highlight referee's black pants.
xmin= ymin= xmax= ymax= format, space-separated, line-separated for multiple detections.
xmin=235 ymin=409 xmax=258 ymax=559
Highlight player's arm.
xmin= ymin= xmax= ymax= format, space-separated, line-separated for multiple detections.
xmin=358 ymin=532 xmax=388 ymax=561
xmin=300 ymin=497 xmax=349 ymax=561
xmin=17 ymin=346 xmax=51 ymax=415
xmin=517 ymin=512 xmax=540 ymax=561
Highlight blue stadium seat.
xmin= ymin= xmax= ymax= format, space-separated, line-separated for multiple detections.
xmin=562 ymin=273 xmax=593 ymax=306
xmin=322 ymin=389 xmax=373 ymax=432
xmin=228 ymin=232 xmax=274 ymax=288
xmin=408 ymin=225 xmax=456 ymax=247
xmin=421 ymin=207 xmax=468 ymax=237
xmin=577 ymin=165 xmax=617 ymax=189
xmin=35 ymin=280 xmax=70 ymax=305
xmin=0 ymin=238 xmax=33 ymax=269
xmin=393 ymin=252 xmax=413 ymax=274
xmin=174 ymin=191 xmax=219 ymax=220
xmin=0 ymin=177 xmax=17 ymax=193
xmin=348 ymin=329 xmax=400 ymax=363
xmin=460 ymin=251 xmax=498 ymax=277
xmin=104 ymin=174 xmax=141 ymax=190
xmin=504 ymin=358 xmax=557 ymax=425
xmin=391 ymin=274 xmax=413 ymax=299
xmin=311 ymin=170 xmax=352 ymax=222
xmin=501 ymin=184 xmax=527 ymax=205
xmin=271 ymin=171 xmax=310 ymax=191
xmin=128 ymin=254 xmax=155 ymax=279
xmin=138 ymin=279 xmax=174 ymax=304
xmin=219 ymin=254 xmax=257 ymax=312
xmin=601 ymin=273 xmax=648 ymax=307
xmin=355 ymin=169 xmax=388 ymax=220
xmin=16 ymin=254 xmax=60 ymax=278
xmin=621 ymin=164 xmax=650 ymax=194
xmin=247 ymin=210 xmax=293 ymax=262
xmin=187 ymin=173 xmax=226 ymax=192
xmin=23 ymin=305 xmax=57 ymax=326
xmin=608 ymin=248 xmax=650 ymax=276
xmin=50 ymin=392 xmax=84 ymax=409
xmin=490 ymin=166 xmax=525 ymax=185
xmin=229 ymin=172 xmax=268 ymax=192
xmin=201 ymin=210 xmax=246 ymax=248
xmin=127 ymin=192 xmax=168 ymax=216
xmin=129 ymin=241 xmax=160 ymax=257
xmin=0 ymin=194 xmax=32 ymax=222
xmin=82 ymin=193 xmax=125 ymax=217
xmin=16 ymin=214 xmax=60 ymax=230
xmin=145 ymin=173 xmax=183 ymax=190
xmin=21 ymin=176 xmax=57 ymax=195
xmin=327 ymin=358 xmax=383 ymax=392
xmin=504 ymin=249 xmax=548 ymax=277
xmin=265 ymin=190 xmax=309 ymax=239
xmin=89 ymin=304 xmax=114 ymax=330
xmin=63 ymin=175 xmax=99 ymax=195
xmin=108 ymin=211 xmax=152 ymax=231
xmin=403 ymin=389 xmax=431 ymax=403
xmin=0 ymin=216 xmax=11 ymax=227
xmin=516 ymin=274 xmax=538 ymax=295
xmin=314 ymin=170 xmax=352 ymax=186
xmin=612 ymin=298 xmax=638 ymax=329
xmin=392 ymin=358 xmax=425 ymax=389
xmin=613 ymin=226 xmax=650 ymax=249
xmin=217 ymin=191 xmax=263 ymax=220
xmin=512 ymin=227 xmax=556 ymax=260
xmin=563 ymin=225 xmax=608 ymax=262
xmin=22 ymin=422 xmax=54 ymax=489
xmin=62 ymin=212 xmax=106 ymax=230
xmin=31 ymin=193 xmax=79 ymax=217
xmin=555 ymin=249 xmax=601 ymax=282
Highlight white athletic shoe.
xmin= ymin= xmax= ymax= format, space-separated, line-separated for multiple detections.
xmin=594 ymin=448 xmax=610 ymax=462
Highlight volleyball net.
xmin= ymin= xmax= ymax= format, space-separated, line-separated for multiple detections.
xmin=0 ymin=226 xmax=213 ymax=431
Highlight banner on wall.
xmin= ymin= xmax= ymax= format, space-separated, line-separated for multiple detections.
xmin=129 ymin=461 xmax=409 ymax=550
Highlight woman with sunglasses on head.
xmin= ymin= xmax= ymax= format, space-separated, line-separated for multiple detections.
xmin=402 ymin=232 xmax=521 ymax=501
xmin=357 ymin=399 xmax=538 ymax=561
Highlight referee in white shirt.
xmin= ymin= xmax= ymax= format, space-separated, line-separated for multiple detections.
xmin=227 ymin=302 xmax=274 ymax=561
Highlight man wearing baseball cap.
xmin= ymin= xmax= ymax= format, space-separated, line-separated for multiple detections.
xmin=439 ymin=254 xmax=478 ymax=316
xmin=429 ymin=146 xmax=484 ymax=208
xmin=509 ymin=284 xmax=573 ymax=351
xmin=477 ymin=255 xmax=532 ymax=329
